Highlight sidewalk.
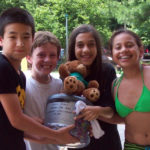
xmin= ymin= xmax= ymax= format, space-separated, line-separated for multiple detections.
xmin=118 ymin=124 xmax=125 ymax=148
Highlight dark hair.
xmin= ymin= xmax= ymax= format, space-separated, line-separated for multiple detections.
xmin=0 ymin=7 xmax=35 ymax=37
xmin=68 ymin=24 xmax=102 ymax=80
xmin=109 ymin=28 xmax=143 ymax=54
xmin=31 ymin=31 xmax=61 ymax=58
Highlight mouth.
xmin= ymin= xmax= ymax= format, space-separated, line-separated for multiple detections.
xmin=81 ymin=55 xmax=91 ymax=60
xmin=15 ymin=50 xmax=24 ymax=53
xmin=41 ymin=64 xmax=54 ymax=70
xmin=42 ymin=65 xmax=51 ymax=69
xmin=119 ymin=55 xmax=131 ymax=60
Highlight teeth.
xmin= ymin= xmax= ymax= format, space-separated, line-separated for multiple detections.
xmin=120 ymin=56 xmax=130 ymax=59
xmin=43 ymin=66 xmax=50 ymax=69
xmin=82 ymin=55 xmax=90 ymax=58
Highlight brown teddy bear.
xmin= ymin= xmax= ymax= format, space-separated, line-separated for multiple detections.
xmin=58 ymin=60 xmax=100 ymax=102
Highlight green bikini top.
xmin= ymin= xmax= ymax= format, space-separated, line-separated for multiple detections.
xmin=113 ymin=72 xmax=150 ymax=118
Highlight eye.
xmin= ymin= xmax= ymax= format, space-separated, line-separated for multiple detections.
xmin=114 ymin=45 xmax=121 ymax=50
xmin=23 ymin=36 xmax=30 ymax=39
xmin=78 ymin=44 xmax=84 ymax=48
xmin=50 ymin=54 xmax=57 ymax=58
xmin=126 ymin=43 xmax=133 ymax=48
xmin=76 ymin=42 xmax=84 ymax=48
xmin=9 ymin=36 xmax=16 ymax=39
xmin=38 ymin=53 xmax=45 ymax=58
xmin=88 ymin=42 xmax=95 ymax=48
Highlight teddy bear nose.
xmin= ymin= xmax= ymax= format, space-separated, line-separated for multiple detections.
xmin=90 ymin=94 xmax=94 ymax=98
xmin=70 ymin=85 xmax=73 ymax=89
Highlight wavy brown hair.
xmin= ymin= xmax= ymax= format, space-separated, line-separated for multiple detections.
xmin=68 ymin=24 xmax=102 ymax=80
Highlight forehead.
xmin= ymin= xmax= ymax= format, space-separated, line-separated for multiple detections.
xmin=76 ymin=32 xmax=95 ymax=43
xmin=4 ymin=23 xmax=32 ymax=36
xmin=113 ymin=33 xmax=136 ymax=45
xmin=33 ymin=43 xmax=58 ymax=54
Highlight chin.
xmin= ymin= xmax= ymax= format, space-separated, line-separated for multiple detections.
xmin=83 ymin=62 xmax=92 ymax=67
xmin=81 ymin=60 xmax=91 ymax=66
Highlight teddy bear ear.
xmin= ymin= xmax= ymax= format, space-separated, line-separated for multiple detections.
xmin=88 ymin=80 xmax=99 ymax=88
xmin=83 ymin=88 xmax=100 ymax=102
xmin=58 ymin=64 xmax=70 ymax=79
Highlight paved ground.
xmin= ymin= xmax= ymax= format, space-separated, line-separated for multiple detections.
xmin=118 ymin=124 xmax=125 ymax=149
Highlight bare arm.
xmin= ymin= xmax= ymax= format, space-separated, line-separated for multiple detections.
xmin=98 ymin=112 xmax=125 ymax=124
xmin=24 ymin=132 xmax=58 ymax=144
xmin=0 ymin=94 xmax=78 ymax=144
xmin=75 ymin=105 xmax=114 ymax=121
xmin=75 ymin=105 xmax=124 ymax=124
xmin=24 ymin=117 xmax=58 ymax=144
xmin=100 ymin=79 xmax=125 ymax=124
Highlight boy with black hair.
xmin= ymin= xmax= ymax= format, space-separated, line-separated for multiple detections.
xmin=0 ymin=7 xmax=77 ymax=150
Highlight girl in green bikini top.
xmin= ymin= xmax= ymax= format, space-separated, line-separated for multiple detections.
xmin=109 ymin=28 xmax=150 ymax=150
xmin=113 ymin=72 xmax=150 ymax=118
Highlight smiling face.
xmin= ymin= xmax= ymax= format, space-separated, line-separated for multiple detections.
xmin=112 ymin=33 xmax=143 ymax=69
xmin=0 ymin=23 xmax=33 ymax=62
xmin=75 ymin=32 xmax=97 ymax=67
xmin=29 ymin=42 xmax=58 ymax=80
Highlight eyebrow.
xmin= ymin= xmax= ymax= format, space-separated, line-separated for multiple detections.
xmin=8 ymin=31 xmax=31 ymax=36
xmin=76 ymin=39 xmax=95 ymax=43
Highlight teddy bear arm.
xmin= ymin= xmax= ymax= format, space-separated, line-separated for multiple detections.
xmin=75 ymin=80 xmax=85 ymax=95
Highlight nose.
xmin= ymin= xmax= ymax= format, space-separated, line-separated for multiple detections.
xmin=121 ymin=46 xmax=128 ymax=52
xmin=83 ymin=45 xmax=89 ymax=53
xmin=16 ymin=38 xmax=24 ymax=47
xmin=44 ymin=56 xmax=50 ymax=62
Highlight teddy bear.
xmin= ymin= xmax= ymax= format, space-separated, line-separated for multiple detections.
xmin=58 ymin=60 xmax=100 ymax=102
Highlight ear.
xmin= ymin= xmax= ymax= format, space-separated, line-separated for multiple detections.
xmin=26 ymin=55 xmax=32 ymax=65
xmin=32 ymin=36 xmax=34 ymax=42
xmin=139 ymin=46 xmax=144 ymax=58
xmin=0 ymin=36 xmax=3 ymax=47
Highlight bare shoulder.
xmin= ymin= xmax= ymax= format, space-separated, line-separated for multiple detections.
xmin=143 ymin=65 xmax=150 ymax=73
xmin=143 ymin=65 xmax=150 ymax=87
xmin=111 ymin=78 xmax=118 ymax=100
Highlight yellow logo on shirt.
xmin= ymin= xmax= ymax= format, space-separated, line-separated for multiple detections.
xmin=16 ymin=85 xmax=25 ymax=109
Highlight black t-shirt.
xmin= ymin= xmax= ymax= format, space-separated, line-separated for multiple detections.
xmin=0 ymin=54 xmax=26 ymax=150
xmin=69 ymin=63 xmax=122 ymax=150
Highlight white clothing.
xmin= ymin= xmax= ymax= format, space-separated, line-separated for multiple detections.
xmin=75 ymin=101 xmax=104 ymax=139
xmin=24 ymin=73 xmax=63 ymax=150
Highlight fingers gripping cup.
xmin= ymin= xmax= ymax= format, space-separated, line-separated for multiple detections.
xmin=44 ymin=93 xmax=91 ymax=148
